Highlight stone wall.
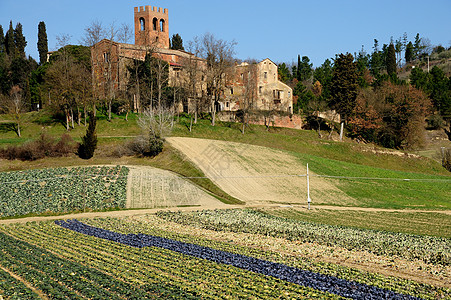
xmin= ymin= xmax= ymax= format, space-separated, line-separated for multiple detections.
xmin=217 ymin=111 xmax=303 ymax=129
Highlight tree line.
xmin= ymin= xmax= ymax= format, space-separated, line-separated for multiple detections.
xmin=1 ymin=19 xmax=450 ymax=154
xmin=278 ymin=33 xmax=451 ymax=150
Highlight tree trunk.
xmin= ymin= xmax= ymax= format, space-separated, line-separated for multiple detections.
xmin=108 ymin=99 xmax=112 ymax=122
xmin=70 ymin=107 xmax=75 ymax=129
xmin=211 ymin=101 xmax=216 ymax=126
xmin=194 ymin=105 xmax=198 ymax=124
xmin=189 ymin=115 xmax=193 ymax=132
xmin=66 ymin=113 xmax=70 ymax=131
xmin=84 ymin=105 xmax=87 ymax=126
xmin=77 ymin=106 xmax=81 ymax=126
xmin=16 ymin=122 xmax=21 ymax=137
xmin=125 ymin=111 xmax=128 ymax=122
xmin=339 ymin=121 xmax=344 ymax=142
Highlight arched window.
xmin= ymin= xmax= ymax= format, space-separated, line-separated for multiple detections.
xmin=160 ymin=19 xmax=165 ymax=32
xmin=153 ymin=18 xmax=158 ymax=31
xmin=139 ymin=18 xmax=145 ymax=31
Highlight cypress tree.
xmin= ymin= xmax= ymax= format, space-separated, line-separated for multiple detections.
xmin=170 ymin=33 xmax=184 ymax=51
xmin=5 ymin=21 xmax=16 ymax=57
xmin=37 ymin=21 xmax=48 ymax=65
xmin=386 ymin=43 xmax=397 ymax=76
xmin=14 ymin=22 xmax=27 ymax=58
xmin=405 ymin=41 xmax=414 ymax=63
xmin=0 ymin=25 xmax=4 ymax=54
xmin=78 ymin=112 xmax=98 ymax=159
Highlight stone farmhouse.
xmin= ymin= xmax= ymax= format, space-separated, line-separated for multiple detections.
xmin=91 ymin=5 xmax=293 ymax=116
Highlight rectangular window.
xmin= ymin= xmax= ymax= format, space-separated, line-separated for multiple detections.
xmin=264 ymin=72 xmax=267 ymax=80
xmin=259 ymin=86 xmax=262 ymax=94
xmin=230 ymin=88 xmax=234 ymax=95
xmin=103 ymin=52 xmax=110 ymax=63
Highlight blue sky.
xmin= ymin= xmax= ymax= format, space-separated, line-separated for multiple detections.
xmin=1 ymin=0 xmax=450 ymax=67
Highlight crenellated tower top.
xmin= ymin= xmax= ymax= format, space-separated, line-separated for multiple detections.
xmin=134 ymin=5 xmax=169 ymax=49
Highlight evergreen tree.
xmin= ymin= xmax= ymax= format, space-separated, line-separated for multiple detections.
xmin=78 ymin=112 xmax=97 ymax=159
xmin=405 ymin=41 xmax=414 ymax=63
xmin=313 ymin=58 xmax=333 ymax=100
xmin=37 ymin=21 xmax=48 ymax=65
xmin=0 ymin=25 xmax=4 ymax=54
xmin=14 ymin=22 xmax=27 ymax=58
xmin=298 ymin=56 xmax=313 ymax=82
xmin=170 ymin=33 xmax=184 ymax=50
xmin=277 ymin=63 xmax=291 ymax=83
xmin=386 ymin=43 xmax=397 ymax=77
xmin=329 ymin=53 xmax=358 ymax=122
xmin=369 ymin=39 xmax=383 ymax=76
xmin=5 ymin=21 xmax=16 ymax=57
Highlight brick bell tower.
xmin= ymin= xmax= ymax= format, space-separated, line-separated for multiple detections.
xmin=134 ymin=5 xmax=169 ymax=49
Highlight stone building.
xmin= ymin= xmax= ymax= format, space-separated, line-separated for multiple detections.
xmin=91 ymin=4 xmax=293 ymax=115
xmin=223 ymin=59 xmax=293 ymax=113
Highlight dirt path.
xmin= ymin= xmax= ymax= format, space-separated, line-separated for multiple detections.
xmin=2 ymin=203 xmax=449 ymax=225
xmin=167 ymin=137 xmax=355 ymax=206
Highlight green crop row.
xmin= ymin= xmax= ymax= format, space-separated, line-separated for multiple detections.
xmin=83 ymin=216 xmax=448 ymax=299
xmin=1 ymin=222 xmax=342 ymax=299
xmin=0 ymin=166 xmax=129 ymax=217
xmin=156 ymin=209 xmax=451 ymax=266
xmin=0 ymin=267 xmax=40 ymax=299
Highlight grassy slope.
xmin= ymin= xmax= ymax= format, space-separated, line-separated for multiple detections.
xmin=1 ymin=112 xmax=450 ymax=211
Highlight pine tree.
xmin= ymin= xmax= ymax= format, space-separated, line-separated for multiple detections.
xmin=297 ymin=56 xmax=313 ymax=82
xmin=330 ymin=53 xmax=358 ymax=122
xmin=37 ymin=21 xmax=48 ymax=65
xmin=14 ymin=23 xmax=27 ymax=58
xmin=170 ymin=33 xmax=184 ymax=50
xmin=78 ymin=112 xmax=98 ymax=159
xmin=386 ymin=43 xmax=397 ymax=77
xmin=5 ymin=21 xmax=16 ymax=57
xmin=405 ymin=42 xmax=414 ymax=63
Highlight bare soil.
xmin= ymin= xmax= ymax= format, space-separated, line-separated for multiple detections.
xmin=126 ymin=165 xmax=224 ymax=209
xmin=167 ymin=137 xmax=355 ymax=206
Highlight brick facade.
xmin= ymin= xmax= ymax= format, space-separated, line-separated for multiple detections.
xmin=91 ymin=5 xmax=293 ymax=121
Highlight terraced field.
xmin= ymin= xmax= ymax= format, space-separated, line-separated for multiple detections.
xmin=0 ymin=212 xmax=448 ymax=299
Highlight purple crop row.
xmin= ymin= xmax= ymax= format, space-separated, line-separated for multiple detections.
xmin=55 ymin=219 xmax=420 ymax=300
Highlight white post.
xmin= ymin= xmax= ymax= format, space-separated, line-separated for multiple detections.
xmin=307 ymin=163 xmax=311 ymax=210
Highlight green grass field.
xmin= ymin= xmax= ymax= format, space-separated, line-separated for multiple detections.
xmin=1 ymin=110 xmax=450 ymax=212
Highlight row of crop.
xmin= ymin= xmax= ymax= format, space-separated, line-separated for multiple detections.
xmin=0 ymin=231 xmax=187 ymax=299
xmin=0 ymin=267 xmax=40 ymax=299
xmin=3 ymin=222 xmax=340 ymax=299
xmin=56 ymin=219 xmax=420 ymax=300
xmin=156 ymin=209 xmax=451 ymax=266
xmin=83 ymin=216 xmax=449 ymax=299
xmin=0 ymin=166 xmax=129 ymax=217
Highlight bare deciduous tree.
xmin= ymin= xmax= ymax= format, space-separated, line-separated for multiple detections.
xmin=80 ymin=20 xmax=106 ymax=47
xmin=117 ymin=23 xmax=133 ymax=44
xmin=197 ymin=33 xmax=236 ymax=126
xmin=0 ymin=86 xmax=26 ymax=137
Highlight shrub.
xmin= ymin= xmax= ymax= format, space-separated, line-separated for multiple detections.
xmin=0 ymin=133 xmax=76 ymax=161
xmin=443 ymin=148 xmax=451 ymax=172
xmin=114 ymin=135 xmax=163 ymax=158
xmin=78 ymin=112 xmax=97 ymax=159
xmin=426 ymin=114 xmax=446 ymax=130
